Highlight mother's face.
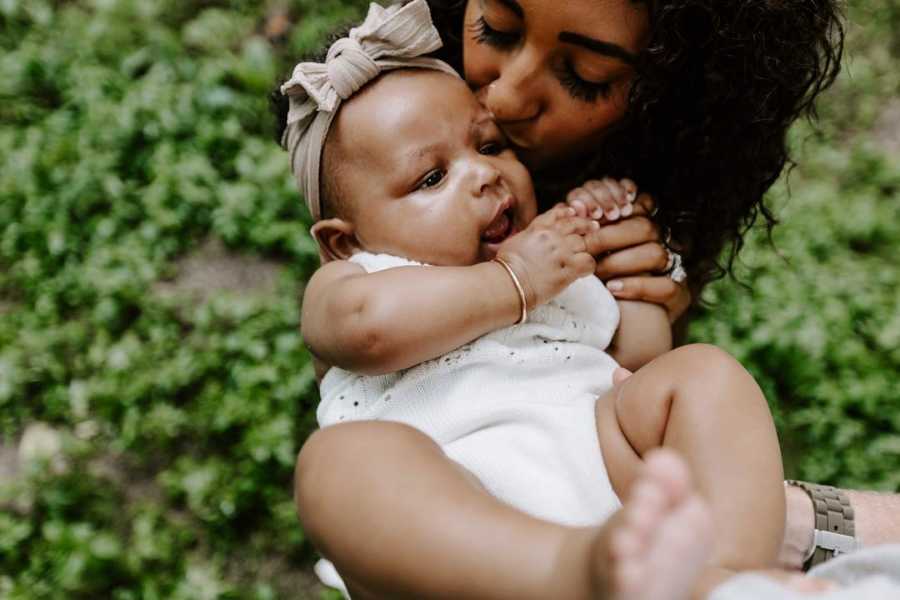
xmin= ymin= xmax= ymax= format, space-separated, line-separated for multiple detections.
xmin=463 ymin=0 xmax=648 ymax=172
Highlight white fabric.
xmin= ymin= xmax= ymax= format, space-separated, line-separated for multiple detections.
xmin=319 ymin=251 xmax=622 ymax=525
xmin=315 ymin=251 xmax=623 ymax=596
xmin=711 ymin=545 xmax=900 ymax=599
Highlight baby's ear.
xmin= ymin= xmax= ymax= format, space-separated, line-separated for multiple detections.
xmin=310 ymin=219 xmax=360 ymax=263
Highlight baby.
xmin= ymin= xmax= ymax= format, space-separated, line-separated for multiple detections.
xmin=283 ymin=2 xmax=787 ymax=598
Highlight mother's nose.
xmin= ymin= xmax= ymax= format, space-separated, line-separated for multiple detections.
xmin=477 ymin=49 xmax=543 ymax=123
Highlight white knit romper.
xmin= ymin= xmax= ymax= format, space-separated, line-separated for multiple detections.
xmin=315 ymin=251 xmax=624 ymax=594
xmin=318 ymin=251 xmax=623 ymax=528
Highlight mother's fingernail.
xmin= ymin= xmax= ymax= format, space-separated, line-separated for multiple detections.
xmin=626 ymin=190 xmax=637 ymax=202
xmin=621 ymin=203 xmax=633 ymax=217
xmin=607 ymin=280 xmax=624 ymax=292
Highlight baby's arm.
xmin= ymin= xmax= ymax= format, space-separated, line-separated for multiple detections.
xmin=302 ymin=259 xmax=524 ymax=375
xmin=608 ymin=300 xmax=672 ymax=371
xmin=302 ymin=205 xmax=600 ymax=375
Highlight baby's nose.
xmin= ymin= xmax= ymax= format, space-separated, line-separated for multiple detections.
xmin=471 ymin=160 xmax=503 ymax=196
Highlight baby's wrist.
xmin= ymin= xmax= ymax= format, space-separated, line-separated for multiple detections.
xmin=492 ymin=257 xmax=529 ymax=325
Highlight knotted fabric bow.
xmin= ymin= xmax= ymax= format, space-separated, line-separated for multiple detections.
xmin=280 ymin=0 xmax=459 ymax=221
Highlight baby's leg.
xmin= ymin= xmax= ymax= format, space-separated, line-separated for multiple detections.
xmin=298 ymin=420 xmax=599 ymax=599
xmin=297 ymin=421 xmax=712 ymax=600
xmin=596 ymin=343 xmax=785 ymax=597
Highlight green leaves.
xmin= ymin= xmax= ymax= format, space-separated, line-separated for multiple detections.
xmin=1 ymin=0 xmax=367 ymax=596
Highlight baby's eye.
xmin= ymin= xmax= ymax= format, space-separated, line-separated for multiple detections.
xmin=479 ymin=141 xmax=505 ymax=156
xmin=418 ymin=169 xmax=445 ymax=189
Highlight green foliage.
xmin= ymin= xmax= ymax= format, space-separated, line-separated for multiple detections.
xmin=1 ymin=0 xmax=368 ymax=597
xmin=0 ymin=0 xmax=897 ymax=597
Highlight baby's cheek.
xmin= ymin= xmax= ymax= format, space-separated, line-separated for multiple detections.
xmin=515 ymin=174 xmax=538 ymax=223
xmin=430 ymin=227 xmax=481 ymax=266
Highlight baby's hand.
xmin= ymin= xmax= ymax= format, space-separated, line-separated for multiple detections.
xmin=567 ymin=178 xmax=638 ymax=222
xmin=495 ymin=204 xmax=599 ymax=309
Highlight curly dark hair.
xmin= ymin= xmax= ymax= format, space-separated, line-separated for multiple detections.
xmin=272 ymin=0 xmax=844 ymax=290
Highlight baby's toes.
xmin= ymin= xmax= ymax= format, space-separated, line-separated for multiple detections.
xmin=666 ymin=495 xmax=713 ymax=556
xmin=641 ymin=448 xmax=693 ymax=506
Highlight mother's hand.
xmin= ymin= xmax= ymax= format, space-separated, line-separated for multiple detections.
xmin=568 ymin=183 xmax=691 ymax=323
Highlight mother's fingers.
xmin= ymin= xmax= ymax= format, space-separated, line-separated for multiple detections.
xmin=594 ymin=242 xmax=668 ymax=280
xmin=630 ymin=193 xmax=656 ymax=218
xmin=583 ymin=216 xmax=659 ymax=256
xmin=604 ymin=275 xmax=692 ymax=323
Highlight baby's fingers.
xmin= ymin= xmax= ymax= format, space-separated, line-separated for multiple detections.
xmin=532 ymin=203 xmax=577 ymax=227
xmin=554 ymin=216 xmax=601 ymax=236
xmin=569 ymin=248 xmax=597 ymax=278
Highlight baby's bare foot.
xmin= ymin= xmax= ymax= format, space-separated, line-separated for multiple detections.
xmin=593 ymin=449 xmax=713 ymax=600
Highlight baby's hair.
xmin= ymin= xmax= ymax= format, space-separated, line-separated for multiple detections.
xmin=319 ymin=139 xmax=348 ymax=220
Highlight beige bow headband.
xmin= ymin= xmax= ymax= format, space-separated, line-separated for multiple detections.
xmin=280 ymin=0 xmax=459 ymax=221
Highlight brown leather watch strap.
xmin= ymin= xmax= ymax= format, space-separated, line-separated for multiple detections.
xmin=786 ymin=480 xmax=859 ymax=571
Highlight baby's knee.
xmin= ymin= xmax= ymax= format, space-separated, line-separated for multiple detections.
xmin=669 ymin=343 xmax=750 ymax=387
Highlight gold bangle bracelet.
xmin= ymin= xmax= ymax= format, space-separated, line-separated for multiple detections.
xmin=492 ymin=257 xmax=528 ymax=325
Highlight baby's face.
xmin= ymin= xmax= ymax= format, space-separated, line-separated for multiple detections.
xmin=332 ymin=70 xmax=537 ymax=266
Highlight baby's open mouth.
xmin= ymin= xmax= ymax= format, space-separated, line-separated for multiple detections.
xmin=482 ymin=207 xmax=514 ymax=244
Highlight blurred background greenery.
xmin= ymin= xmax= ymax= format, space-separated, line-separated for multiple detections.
xmin=0 ymin=0 xmax=897 ymax=597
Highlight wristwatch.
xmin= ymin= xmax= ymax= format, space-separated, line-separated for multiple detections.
xmin=786 ymin=480 xmax=860 ymax=570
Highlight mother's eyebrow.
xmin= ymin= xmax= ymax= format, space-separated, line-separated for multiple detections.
xmin=558 ymin=31 xmax=637 ymax=66
xmin=496 ymin=0 xmax=524 ymax=18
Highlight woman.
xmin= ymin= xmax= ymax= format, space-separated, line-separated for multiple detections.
xmin=277 ymin=0 xmax=847 ymax=596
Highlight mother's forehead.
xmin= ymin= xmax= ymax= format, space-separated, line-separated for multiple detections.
xmin=482 ymin=0 xmax=648 ymax=51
